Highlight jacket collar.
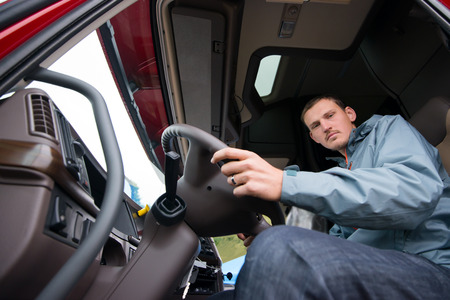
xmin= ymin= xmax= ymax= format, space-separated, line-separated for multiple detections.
xmin=347 ymin=115 xmax=382 ymax=154
xmin=327 ymin=115 xmax=382 ymax=167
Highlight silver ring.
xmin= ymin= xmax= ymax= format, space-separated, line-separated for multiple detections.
xmin=231 ymin=175 xmax=237 ymax=185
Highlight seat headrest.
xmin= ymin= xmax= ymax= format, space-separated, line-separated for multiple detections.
xmin=409 ymin=97 xmax=450 ymax=147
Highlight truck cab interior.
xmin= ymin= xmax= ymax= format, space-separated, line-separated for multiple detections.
xmin=0 ymin=0 xmax=449 ymax=299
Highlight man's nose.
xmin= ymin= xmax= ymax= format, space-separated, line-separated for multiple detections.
xmin=320 ymin=120 xmax=331 ymax=131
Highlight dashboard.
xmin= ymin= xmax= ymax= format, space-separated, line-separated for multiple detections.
xmin=0 ymin=88 xmax=141 ymax=297
xmin=0 ymin=88 xmax=223 ymax=299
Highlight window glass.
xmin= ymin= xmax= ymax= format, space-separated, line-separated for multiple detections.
xmin=213 ymin=235 xmax=247 ymax=286
xmin=29 ymin=31 xmax=165 ymax=208
xmin=214 ymin=215 xmax=272 ymax=286
xmin=255 ymin=55 xmax=281 ymax=97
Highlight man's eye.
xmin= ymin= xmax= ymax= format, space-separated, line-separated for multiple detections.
xmin=328 ymin=113 xmax=334 ymax=118
xmin=311 ymin=124 xmax=318 ymax=130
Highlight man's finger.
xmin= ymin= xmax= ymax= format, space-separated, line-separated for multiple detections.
xmin=211 ymin=148 xmax=249 ymax=164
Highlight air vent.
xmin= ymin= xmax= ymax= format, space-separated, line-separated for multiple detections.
xmin=28 ymin=94 xmax=56 ymax=140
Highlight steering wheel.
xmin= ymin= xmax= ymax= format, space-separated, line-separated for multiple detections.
xmin=162 ymin=124 xmax=285 ymax=237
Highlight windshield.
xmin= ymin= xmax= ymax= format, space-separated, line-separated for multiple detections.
xmin=29 ymin=30 xmax=165 ymax=208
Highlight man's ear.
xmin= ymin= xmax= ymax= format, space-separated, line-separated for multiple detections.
xmin=345 ymin=106 xmax=357 ymax=123
xmin=309 ymin=131 xmax=320 ymax=144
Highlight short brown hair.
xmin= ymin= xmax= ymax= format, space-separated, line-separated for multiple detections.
xmin=301 ymin=94 xmax=347 ymax=124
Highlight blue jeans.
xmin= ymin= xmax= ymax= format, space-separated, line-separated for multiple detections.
xmin=211 ymin=226 xmax=450 ymax=299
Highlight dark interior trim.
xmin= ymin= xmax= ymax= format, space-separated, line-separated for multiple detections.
xmin=0 ymin=0 xmax=59 ymax=31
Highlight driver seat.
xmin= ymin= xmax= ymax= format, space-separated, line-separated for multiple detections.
xmin=409 ymin=96 xmax=450 ymax=174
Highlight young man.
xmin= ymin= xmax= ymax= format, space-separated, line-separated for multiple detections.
xmin=210 ymin=95 xmax=450 ymax=299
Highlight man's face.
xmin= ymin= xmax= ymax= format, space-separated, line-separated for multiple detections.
xmin=303 ymin=98 xmax=357 ymax=155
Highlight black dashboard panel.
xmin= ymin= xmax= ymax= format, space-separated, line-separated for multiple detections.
xmin=54 ymin=108 xmax=92 ymax=194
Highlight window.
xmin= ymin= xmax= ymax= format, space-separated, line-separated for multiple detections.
xmin=255 ymin=55 xmax=281 ymax=97
xmin=214 ymin=235 xmax=247 ymax=286
xmin=29 ymin=31 xmax=165 ymax=208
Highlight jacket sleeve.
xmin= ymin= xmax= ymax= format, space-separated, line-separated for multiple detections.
xmin=281 ymin=116 xmax=445 ymax=230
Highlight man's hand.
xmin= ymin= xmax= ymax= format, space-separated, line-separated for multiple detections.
xmin=211 ymin=148 xmax=283 ymax=201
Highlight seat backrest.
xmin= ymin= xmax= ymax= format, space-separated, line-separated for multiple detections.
xmin=409 ymin=97 xmax=450 ymax=173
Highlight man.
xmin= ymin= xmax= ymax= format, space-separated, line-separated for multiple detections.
xmin=210 ymin=95 xmax=450 ymax=299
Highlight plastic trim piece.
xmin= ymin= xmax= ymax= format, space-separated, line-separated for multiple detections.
xmin=418 ymin=0 xmax=450 ymax=34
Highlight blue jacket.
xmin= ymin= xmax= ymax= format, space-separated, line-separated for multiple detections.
xmin=281 ymin=115 xmax=450 ymax=268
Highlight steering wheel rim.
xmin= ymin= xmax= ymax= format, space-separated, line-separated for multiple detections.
xmin=162 ymin=124 xmax=285 ymax=237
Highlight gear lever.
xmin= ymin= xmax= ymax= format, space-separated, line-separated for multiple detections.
xmin=151 ymin=151 xmax=186 ymax=226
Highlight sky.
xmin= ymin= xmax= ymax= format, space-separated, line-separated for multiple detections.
xmin=29 ymin=32 xmax=165 ymax=207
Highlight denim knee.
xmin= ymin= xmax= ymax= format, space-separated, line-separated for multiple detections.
xmin=245 ymin=226 xmax=319 ymax=270
xmin=235 ymin=226 xmax=334 ymax=299
xmin=250 ymin=225 xmax=329 ymax=253
xmin=243 ymin=226 xmax=294 ymax=273
xmin=249 ymin=225 xmax=289 ymax=251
